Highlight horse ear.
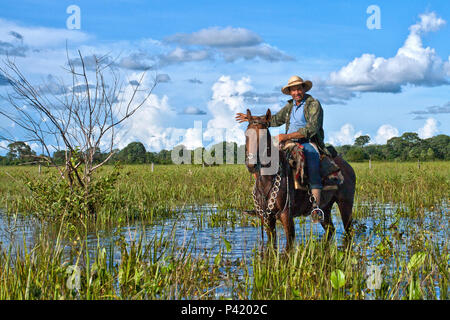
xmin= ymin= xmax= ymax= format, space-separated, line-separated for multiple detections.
xmin=265 ymin=109 xmax=271 ymax=121
xmin=247 ymin=109 xmax=252 ymax=119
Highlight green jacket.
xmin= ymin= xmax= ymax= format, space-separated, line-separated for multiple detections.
xmin=269 ymin=94 xmax=329 ymax=155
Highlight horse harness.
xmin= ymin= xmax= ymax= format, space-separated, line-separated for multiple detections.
xmin=251 ymin=163 xmax=290 ymax=230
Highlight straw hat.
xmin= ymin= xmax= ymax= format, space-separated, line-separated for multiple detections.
xmin=281 ymin=76 xmax=312 ymax=95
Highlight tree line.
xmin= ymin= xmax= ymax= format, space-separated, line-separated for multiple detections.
xmin=1 ymin=132 xmax=449 ymax=166
xmin=335 ymin=133 xmax=450 ymax=162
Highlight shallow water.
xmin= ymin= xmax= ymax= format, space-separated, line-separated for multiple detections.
xmin=0 ymin=201 xmax=448 ymax=299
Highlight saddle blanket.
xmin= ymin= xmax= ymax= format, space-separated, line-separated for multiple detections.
xmin=282 ymin=141 xmax=344 ymax=190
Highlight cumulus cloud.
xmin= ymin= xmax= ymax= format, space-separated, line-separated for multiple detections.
xmin=116 ymin=53 xmax=153 ymax=70
xmin=310 ymin=78 xmax=357 ymax=105
xmin=0 ymin=18 xmax=90 ymax=49
xmin=163 ymin=26 xmax=293 ymax=64
xmin=158 ymin=47 xmax=212 ymax=66
xmin=67 ymin=54 xmax=114 ymax=71
xmin=9 ymin=31 xmax=24 ymax=41
xmin=37 ymin=74 xmax=66 ymax=95
xmin=374 ymin=124 xmax=399 ymax=144
xmin=418 ymin=118 xmax=439 ymax=138
xmin=410 ymin=101 xmax=450 ymax=120
xmin=166 ymin=26 xmax=262 ymax=48
xmin=202 ymin=76 xmax=252 ymax=147
xmin=111 ymin=72 xmax=178 ymax=151
xmin=324 ymin=123 xmax=403 ymax=146
xmin=187 ymin=78 xmax=203 ymax=84
xmin=113 ymin=76 xmax=255 ymax=151
xmin=322 ymin=12 xmax=450 ymax=104
xmin=180 ymin=106 xmax=206 ymax=115
xmin=243 ymin=90 xmax=283 ymax=105
xmin=156 ymin=73 xmax=171 ymax=83
xmin=0 ymin=39 xmax=27 ymax=57
xmin=327 ymin=123 xmax=363 ymax=146
xmin=220 ymin=43 xmax=294 ymax=62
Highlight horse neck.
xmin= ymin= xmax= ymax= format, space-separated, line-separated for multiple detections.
xmin=255 ymin=132 xmax=286 ymax=182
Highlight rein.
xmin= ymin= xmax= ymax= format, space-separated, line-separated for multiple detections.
xmin=246 ymin=118 xmax=291 ymax=244
xmin=251 ymin=150 xmax=291 ymax=244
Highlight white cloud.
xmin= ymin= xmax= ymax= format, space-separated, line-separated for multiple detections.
xmin=202 ymin=76 xmax=252 ymax=147
xmin=181 ymin=106 xmax=206 ymax=115
xmin=166 ymin=26 xmax=262 ymax=48
xmin=111 ymin=75 xmax=253 ymax=151
xmin=418 ymin=118 xmax=439 ymax=138
xmin=327 ymin=12 xmax=449 ymax=98
xmin=0 ymin=18 xmax=90 ymax=50
xmin=327 ymin=123 xmax=363 ymax=145
xmin=220 ymin=43 xmax=294 ymax=62
xmin=181 ymin=124 xmax=203 ymax=150
xmin=159 ymin=47 xmax=212 ymax=66
xmin=111 ymin=72 xmax=178 ymax=151
xmin=374 ymin=124 xmax=399 ymax=144
xmin=164 ymin=26 xmax=292 ymax=63
xmin=0 ymin=140 xmax=9 ymax=150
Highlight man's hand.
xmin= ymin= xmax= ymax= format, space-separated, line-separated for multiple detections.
xmin=276 ymin=132 xmax=305 ymax=143
xmin=235 ymin=113 xmax=249 ymax=123
xmin=276 ymin=134 xmax=288 ymax=143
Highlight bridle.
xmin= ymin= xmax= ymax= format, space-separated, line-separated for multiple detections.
xmin=245 ymin=118 xmax=291 ymax=241
xmin=245 ymin=119 xmax=272 ymax=173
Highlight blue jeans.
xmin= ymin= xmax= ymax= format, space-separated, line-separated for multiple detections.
xmin=302 ymin=142 xmax=322 ymax=189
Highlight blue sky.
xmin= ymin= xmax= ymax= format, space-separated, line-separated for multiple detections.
xmin=0 ymin=0 xmax=449 ymax=152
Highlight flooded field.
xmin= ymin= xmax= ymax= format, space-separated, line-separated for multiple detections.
xmin=1 ymin=199 xmax=448 ymax=299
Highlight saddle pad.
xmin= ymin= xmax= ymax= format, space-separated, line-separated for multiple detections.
xmin=282 ymin=140 xmax=344 ymax=189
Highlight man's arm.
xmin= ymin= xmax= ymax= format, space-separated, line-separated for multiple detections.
xmin=278 ymin=131 xmax=305 ymax=143
xmin=268 ymin=102 xmax=291 ymax=127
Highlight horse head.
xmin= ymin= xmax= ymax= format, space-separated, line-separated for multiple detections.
xmin=245 ymin=109 xmax=273 ymax=174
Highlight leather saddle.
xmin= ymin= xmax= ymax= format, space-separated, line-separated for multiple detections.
xmin=282 ymin=141 xmax=343 ymax=191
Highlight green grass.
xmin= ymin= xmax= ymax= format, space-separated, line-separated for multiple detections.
xmin=0 ymin=161 xmax=448 ymax=300
xmin=1 ymin=161 xmax=449 ymax=219
xmin=0 ymin=216 xmax=447 ymax=300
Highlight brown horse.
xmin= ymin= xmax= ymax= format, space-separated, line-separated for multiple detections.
xmin=244 ymin=109 xmax=356 ymax=250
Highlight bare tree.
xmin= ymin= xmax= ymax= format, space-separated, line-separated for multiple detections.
xmin=0 ymin=50 xmax=157 ymax=209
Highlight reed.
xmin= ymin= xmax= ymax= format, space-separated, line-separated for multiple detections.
xmin=0 ymin=161 xmax=448 ymax=300
xmin=1 ymin=161 xmax=448 ymax=219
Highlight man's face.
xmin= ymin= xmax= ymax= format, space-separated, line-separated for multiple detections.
xmin=289 ymin=85 xmax=305 ymax=102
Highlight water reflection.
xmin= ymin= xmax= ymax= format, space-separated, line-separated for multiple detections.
xmin=0 ymin=202 xmax=448 ymax=298
xmin=1 ymin=203 xmax=448 ymax=262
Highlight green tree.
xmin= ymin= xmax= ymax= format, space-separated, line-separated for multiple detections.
xmin=401 ymin=132 xmax=421 ymax=145
xmin=354 ymin=135 xmax=371 ymax=147
xmin=426 ymin=148 xmax=435 ymax=160
xmin=53 ymin=150 xmax=66 ymax=165
xmin=345 ymin=147 xmax=368 ymax=162
xmin=6 ymin=141 xmax=35 ymax=163
xmin=408 ymin=147 xmax=421 ymax=160
xmin=426 ymin=135 xmax=449 ymax=160
xmin=385 ymin=137 xmax=409 ymax=160
xmin=118 ymin=142 xmax=147 ymax=164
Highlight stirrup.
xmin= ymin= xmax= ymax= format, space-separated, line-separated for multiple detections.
xmin=311 ymin=207 xmax=324 ymax=223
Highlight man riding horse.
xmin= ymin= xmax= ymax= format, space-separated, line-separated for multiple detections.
xmin=236 ymin=75 xmax=326 ymax=212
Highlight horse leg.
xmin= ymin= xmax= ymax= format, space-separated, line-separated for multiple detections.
xmin=319 ymin=199 xmax=335 ymax=241
xmin=265 ymin=216 xmax=277 ymax=249
xmin=279 ymin=209 xmax=295 ymax=251
xmin=337 ymin=199 xmax=354 ymax=245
